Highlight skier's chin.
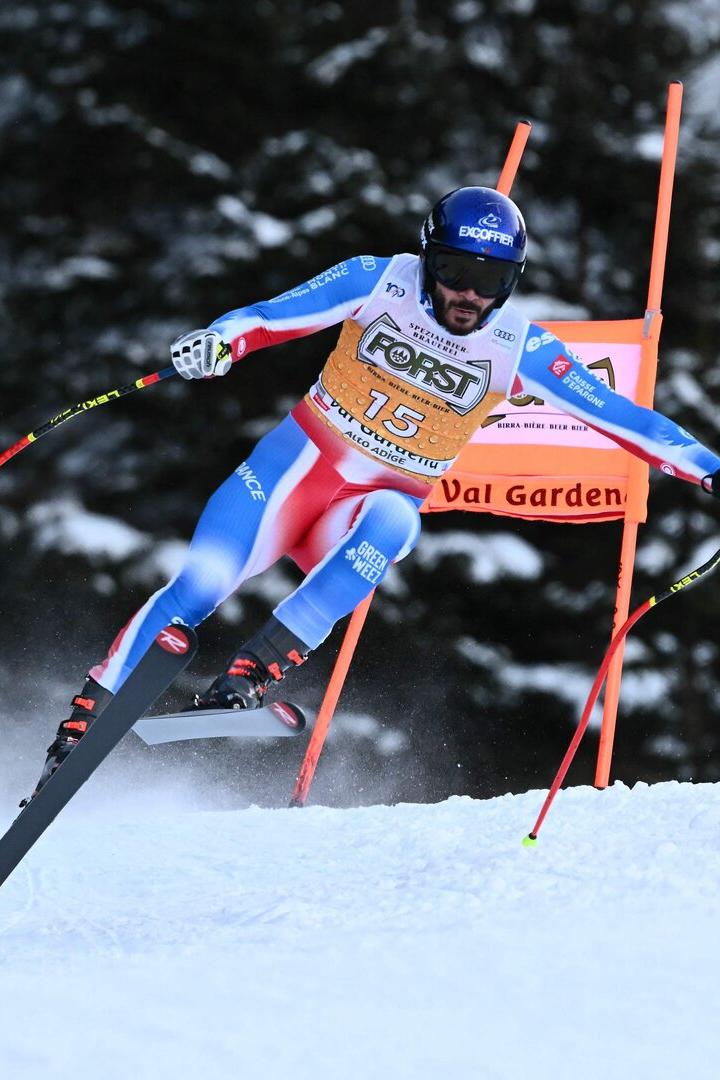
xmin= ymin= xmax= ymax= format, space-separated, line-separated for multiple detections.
xmin=432 ymin=285 xmax=491 ymax=335
xmin=440 ymin=305 xmax=485 ymax=335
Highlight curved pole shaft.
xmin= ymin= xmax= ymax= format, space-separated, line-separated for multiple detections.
xmin=526 ymin=544 xmax=720 ymax=844
xmin=0 ymin=366 xmax=177 ymax=471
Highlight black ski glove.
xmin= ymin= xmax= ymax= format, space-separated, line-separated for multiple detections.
xmin=701 ymin=472 xmax=720 ymax=497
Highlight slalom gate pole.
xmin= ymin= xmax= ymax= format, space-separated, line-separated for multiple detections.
xmin=0 ymin=366 xmax=178 ymax=471
xmin=496 ymin=121 xmax=532 ymax=196
xmin=594 ymin=81 xmax=683 ymax=788
xmin=523 ymin=543 xmax=720 ymax=846
xmin=288 ymin=120 xmax=533 ymax=807
xmin=289 ymin=591 xmax=375 ymax=807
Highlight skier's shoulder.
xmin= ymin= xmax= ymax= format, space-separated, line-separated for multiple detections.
xmin=516 ymin=317 xmax=575 ymax=365
xmin=307 ymin=253 xmax=422 ymax=311
xmin=309 ymin=254 xmax=394 ymax=290
xmin=383 ymin=251 xmax=420 ymax=278
xmin=360 ymin=252 xmax=421 ymax=299
xmin=266 ymin=254 xmax=394 ymax=308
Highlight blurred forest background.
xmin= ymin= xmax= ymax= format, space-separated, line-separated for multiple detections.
xmin=1 ymin=0 xmax=719 ymax=809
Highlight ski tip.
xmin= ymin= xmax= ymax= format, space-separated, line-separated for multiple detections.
xmin=522 ymin=834 xmax=538 ymax=848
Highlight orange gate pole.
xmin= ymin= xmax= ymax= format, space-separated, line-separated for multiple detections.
xmin=496 ymin=121 xmax=532 ymax=197
xmin=288 ymin=121 xmax=533 ymax=806
xmin=289 ymin=591 xmax=375 ymax=807
xmin=594 ymin=81 xmax=683 ymax=787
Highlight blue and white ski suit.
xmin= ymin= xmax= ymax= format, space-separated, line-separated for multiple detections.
xmin=91 ymin=254 xmax=720 ymax=690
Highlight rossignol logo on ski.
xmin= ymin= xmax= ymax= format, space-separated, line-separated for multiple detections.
xmin=344 ymin=540 xmax=388 ymax=583
xmin=155 ymin=627 xmax=191 ymax=654
xmin=269 ymin=702 xmax=302 ymax=728
xmin=358 ymin=313 xmax=490 ymax=415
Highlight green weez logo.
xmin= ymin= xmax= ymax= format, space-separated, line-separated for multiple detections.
xmin=358 ymin=314 xmax=490 ymax=415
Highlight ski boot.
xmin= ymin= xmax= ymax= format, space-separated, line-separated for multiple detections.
xmin=22 ymin=677 xmax=113 ymax=806
xmin=194 ymin=616 xmax=310 ymax=710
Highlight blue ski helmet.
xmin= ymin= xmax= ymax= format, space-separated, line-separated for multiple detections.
xmin=420 ymin=186 xmax=527 ymax=308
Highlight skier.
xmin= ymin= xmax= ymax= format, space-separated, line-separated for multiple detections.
xmin=27 ymin=186 xmax=720 ymax=798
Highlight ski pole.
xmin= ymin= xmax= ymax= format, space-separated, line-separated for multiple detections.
xmin=523 ymin=542 xmax=720 ymax=846
xmin=0 ymin=366 xmax=178 ymax=471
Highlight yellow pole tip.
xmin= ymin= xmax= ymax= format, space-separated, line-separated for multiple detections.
xmin=522 ymin=834 xmax=537 ymax=848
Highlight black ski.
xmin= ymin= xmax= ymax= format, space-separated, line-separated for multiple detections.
xmin=133 ymin=700 xmax=308 ymax=745
xmin=0 ymin=623 xmax=198 ymax=889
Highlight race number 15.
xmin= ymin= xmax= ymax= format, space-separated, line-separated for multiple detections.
xmin=363 ymin=389 xmax=425 ymax=438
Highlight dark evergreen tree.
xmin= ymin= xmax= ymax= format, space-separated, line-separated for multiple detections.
xmin=1 ymin=0 xmax=718 ymax=805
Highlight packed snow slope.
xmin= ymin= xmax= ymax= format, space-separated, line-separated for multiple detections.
xmin=1 ymin=779 xmax=719 ymax=1080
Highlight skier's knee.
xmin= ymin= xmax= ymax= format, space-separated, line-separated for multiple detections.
xmin=167 ymin=544 xmax=241 ymax=622
xmin=354 ymin=489 xmax=421 ymax=562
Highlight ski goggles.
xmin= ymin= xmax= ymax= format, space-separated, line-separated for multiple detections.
xmin=425 ymin=244 xmax=524 ymax=298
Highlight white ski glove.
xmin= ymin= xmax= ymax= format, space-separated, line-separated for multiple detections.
xmin=171 ymin=329 xmax=233 ymax=380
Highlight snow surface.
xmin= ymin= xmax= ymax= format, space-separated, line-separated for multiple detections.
xmin=1 ymin=778 xmax=719 ymax=1079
